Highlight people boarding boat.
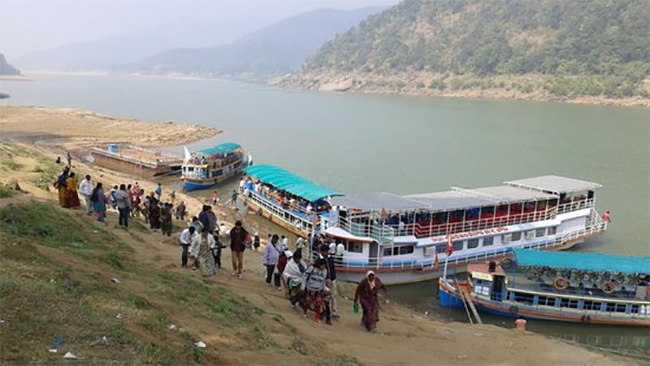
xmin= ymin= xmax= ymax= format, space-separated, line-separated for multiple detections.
xmin=324 ymin=175 xmax=609 ymax=284
xmin=181 ymin=142 xmax=250 ymax=192
xmin=242 ymin=165 xmax=342 ymax=237
xmin=439 ymin=249 xmax=650 ymax=326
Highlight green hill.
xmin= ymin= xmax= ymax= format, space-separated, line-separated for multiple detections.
xmin=288 ymin=0 xmax=650 ymax=103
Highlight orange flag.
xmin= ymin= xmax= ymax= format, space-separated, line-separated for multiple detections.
xmin=434 ymin=249 xmax=439 ymax=269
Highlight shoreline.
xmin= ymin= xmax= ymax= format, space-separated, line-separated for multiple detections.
xmin=0 ymin=105 xmax=219 ymax=150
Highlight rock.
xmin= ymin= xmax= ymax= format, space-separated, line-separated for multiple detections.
xmin=194 ymin=341 xmax=206 ymax=348
xmin=63 ymin=352 xmax=77 ymax=359
xmin=111 ymin=278 xmax=121 ymax=284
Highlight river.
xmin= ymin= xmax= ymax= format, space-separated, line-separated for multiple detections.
xmin=2 ymin=73 xmax=649 ymax=357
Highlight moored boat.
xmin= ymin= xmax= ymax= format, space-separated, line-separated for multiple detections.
xmin=325 ymin=175 xmax=609 ymax=284
xmin=181 ymin=142 xmax=250 ymax=192
xmin=90 ymin=144 xmax=183 ymax=177
xmin=439 ymin=249 xmax=650 ymax=327
xmin=242 ymin=165 xmax=342 ymax=237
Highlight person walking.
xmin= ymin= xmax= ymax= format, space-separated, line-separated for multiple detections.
xmin=156 ymin=183 xmax=162 ymax=201
xmin=253 ymin=232 xmax=261 ymax=251
xmin=354 ymin=271 xmax=388 ymax=332
xmin=64 ymin=172 xmax=81 ymax=209
xmin=283 ymin=249 xmax=306 ymax=307
xmin=91 ymin=182 xmax=107 ymax=223
xmin=198 ymin=205 xmax=213 ymax=233
xmin=190 ymin=228 xmax=217 ymax=277
xmin=78 ymin=174 xmax=94 ymax=215
xmin=602 ymin=211 xmax=612 ymax=223
xmin=229 ymin=220 xmax=248 ymax=279
xmin=148 ymin=194 xmax=161 ymax=231
xmin=264 ymin=234 xmax=282 ymax=290
xmin=110 ymin=185 xmax=118 ymax=210
xmin=179 ymin=226 xmax=197 ymax=268
xmin=175 ymin=201 xmax=187 ymax=221
xmin=320 ymin=244 xmax=340 ymax=318
xmin=66 ymin=151 xmax=72 ymax=167
xmin=211 ymin=191 xmax=219 ymax=205
xmin=161 ymin=203 xmax=173 ymax=236
xmin=54 ymin=167 xmax=69 ymax=207
xmin=114 ymin=184 xmax=131 ymax=228
xmin=302 ymin=258 xmax=331 ymax=324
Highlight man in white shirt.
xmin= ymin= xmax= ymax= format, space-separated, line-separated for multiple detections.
xmin=78 ymin=174 xmax=94 ymax=215
xmin=281 ymin=235 xmax=289 ymax=251
xmin=179 ymin=226 xmax=197 ymax=268
xmin=190 ymin=228 xmax=216 ymax=271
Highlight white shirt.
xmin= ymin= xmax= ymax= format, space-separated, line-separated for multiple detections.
xmin=190 ymin=234 xmax=216 ymax=257
xmin=78 ymin=179 xmax=94 ymax=196
xmin=282 ymin=237 xmax=289 ymax=247
xmin=179 ymin=228 xmax=197 ymax=245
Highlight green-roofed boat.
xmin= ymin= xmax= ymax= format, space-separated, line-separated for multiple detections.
xmin=242 ymin=165 xmax=343 ymax=237
xmin=439 ymin=249 xmax=650 ymax=326
xmin=181 ymin=143 xmax=252 ymax=192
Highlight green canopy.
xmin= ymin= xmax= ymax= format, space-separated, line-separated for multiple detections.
xmin=513 ymin=249 xmax=650 ymax=275
xmin=243 ymin=165 xmax=343 ymax=203
xmin=199 ymin=142 xmax=241 ymax=156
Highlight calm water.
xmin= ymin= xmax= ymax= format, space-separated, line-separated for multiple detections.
xmin=1 ymin=74 xmax=649 ymax=356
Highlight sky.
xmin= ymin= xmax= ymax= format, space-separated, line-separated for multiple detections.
xmin=0 ymin=0 xmax=399 ymax=59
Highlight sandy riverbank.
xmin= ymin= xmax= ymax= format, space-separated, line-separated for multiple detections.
xmin=0 ymin=105 xmax=219 ymax=150
xmin=0 ymin=137 xmax=636 ymax=365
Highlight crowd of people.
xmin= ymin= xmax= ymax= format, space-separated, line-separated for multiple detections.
xmin=53 ymin=160 xmax=389 ymax=333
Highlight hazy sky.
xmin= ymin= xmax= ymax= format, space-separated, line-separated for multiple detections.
xmin=0 ymin=0 xmax=398 ymax=59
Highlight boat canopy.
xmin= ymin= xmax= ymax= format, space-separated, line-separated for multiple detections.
xmin=513 ymin=249 xmax=650 ymax=275
xmin=243 ymin=165 xmax=342 ymax=203
xmin=505 ymin=175 xmax=602 ymax=195
xmin=199 ymin=142 xmax=242 ymax=156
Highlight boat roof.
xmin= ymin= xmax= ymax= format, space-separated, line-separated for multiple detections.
xmin=199 ymin=142 xmax=241 ymax=156
xmin=513 ymin=249 xmax=650 ymax=275
xmin=505 ymin=175 xmax=602 ymax=194
xmin=243 ymin=165 xmax=342 ymax=203
xmin=331 ymin=184 xmax=558 ymax=213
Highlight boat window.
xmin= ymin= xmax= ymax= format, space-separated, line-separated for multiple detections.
xmin=399 ymin=245 xmax=414 ymax=255
xmin=583 ymin=300 xmax=603 ymax=311
xmin=535 ymin=228 xmax=546 ymax=237
xmin=436 ymin=244 xmax=446 ymax=254
xmin=346 ymin=242 xmax=363 ymax=253
xmin=605 ymin=303 xmax=628 ymax=313
xmin=537 ymin=295 xmax=556 ymax=307
xmin=467 ymin=239 xmax=479 ymax=249
xmin=453 ymin=240 xmax=464 ymax=252
xmin=483 ymin=237 xmax=494 ymax=246
xmin=433 ymin=212 xmax=447 ymax=224
xmin=559 ymin=298 xmax=579 ymax=309
xmin=547 ymin=226 xmax=557 ymax=235
xmin=630 ymin=304 xmax=640 ymax=314
xmin=383 ymin=248 xmax=392 ymax=257
xmin=514 ymin=292 xmax=535 ymax=305
xmin=511 ymin=232 xmax=522 ymax=241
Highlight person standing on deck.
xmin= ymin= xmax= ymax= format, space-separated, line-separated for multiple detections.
xmin=229 ymin=220 xmax=248 ymax=279
xmin=156 ymin=183 xmax=162 ymax=201
xmin=78 ymin=174 xmax=94 ymax=215
xmin=602 ymin=211 xmax=612 ymax=223
xmin=264 ymin=234 xmax=282 ymax=290
xmin=179 ymin=226 xmax=197 ymax=268
xmin=354 ymin=271 xmax=388 ymax=332
xmin=114 ymin=184 xmax=131 ymax=228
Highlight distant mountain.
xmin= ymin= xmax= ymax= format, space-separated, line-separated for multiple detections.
xmin=0 ymin=54 xmax=21 ymax=75
xmin=127 ymin=7 xmax=385 ymax=78
xmin=282 ymin=0 xmax=650 ymax=103
xmin=14 ymin=17 xmax=270 ymax=72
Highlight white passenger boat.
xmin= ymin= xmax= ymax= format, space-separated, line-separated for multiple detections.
xmin=324 ymin=176 xmax=609 ymax=285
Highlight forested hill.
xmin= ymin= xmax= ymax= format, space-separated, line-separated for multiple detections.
xmin=283 ymin=0 xmax=650 ymax=105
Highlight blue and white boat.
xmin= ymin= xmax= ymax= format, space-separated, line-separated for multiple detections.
xmin=181 ymin=142 xmax=251 ymax=192
xmin=439 ymin=249 xmax=650 ymax=327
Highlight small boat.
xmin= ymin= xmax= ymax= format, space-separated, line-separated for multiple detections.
xmin=439 ymin=249 xmax=650 ymax=326
xmin=181 ymin=142 xmax=250 ymax=192
xmin=90 ymin=144 xmax=183 ymax=177
xmin=324 ymin=175 xmax=608 ymax=284
xmin=242 ymin=165 xmax=343 ymax=237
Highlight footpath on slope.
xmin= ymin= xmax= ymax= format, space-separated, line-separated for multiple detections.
xmin=0 ymin=141 xmax=633 ymax=365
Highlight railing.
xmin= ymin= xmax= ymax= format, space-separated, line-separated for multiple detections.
xmin=245 ymin=190 xmax=314 ymax=234
xmin=334 ymin=211 xmax=608 ymax=273
xmin=333 ymin=199 xmax=597 ymax=241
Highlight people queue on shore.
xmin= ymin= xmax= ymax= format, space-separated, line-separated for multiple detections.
xmin=54 ymin=163 xmax=389 ymax=332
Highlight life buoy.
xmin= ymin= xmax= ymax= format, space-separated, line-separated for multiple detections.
xmin=509 ymin=305 xmax=519 ymax=314
xmin=552 ymin=276 xmax=569 ymax=291
xmin=501 ymin=258 xmax=514 ymax=270
xmin=601 ymin=281 xmax=616 ymax=294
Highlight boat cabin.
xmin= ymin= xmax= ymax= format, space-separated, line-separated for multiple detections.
xmin=181 ymin=142 xmax=245 ymax=180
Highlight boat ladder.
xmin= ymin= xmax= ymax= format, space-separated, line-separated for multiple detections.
xmin=456 ymin=282 xmax=483 ymax=325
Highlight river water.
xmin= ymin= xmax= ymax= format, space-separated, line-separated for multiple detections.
xmin=2 ymin=74 xmax=649 ymax=357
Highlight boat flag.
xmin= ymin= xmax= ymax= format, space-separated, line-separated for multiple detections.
xmin=183 ymin=146 xmax=191 ymax=162
xmin=434 ymin=249 xmax=439 ymax=269
xmin=446 ymin=235 xmax=453 ymax=257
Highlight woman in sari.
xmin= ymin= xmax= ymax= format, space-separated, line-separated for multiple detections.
xmin=91 ymin=182 xmax=107 ymax=223
xmin=148 ymin=194 xmax=161 ymax=230
xmin=354 ymin=271 xmax=388 ymax=332
xmin=283 ymin=249 xmax=306 ymax=307
xmin=54 ymin=167 xmax=69 ymax=207
xmin=301 ymin=258 xmax=331 ymax=324
xmin=189 ymin=228 xmax=217 ymax=277
xmin=64 ymin=172 xmax=81 ymax=208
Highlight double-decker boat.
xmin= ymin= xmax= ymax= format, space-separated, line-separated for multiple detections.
xmin=242 ymin=165 xmax=342 ymax=237
xmin=181 ymin=142 xmax=250 ymax=192
xmin=439 ymin=249 xmax=650 ymax=326
xmin=324 ymin=176 xmax=609 ymax=284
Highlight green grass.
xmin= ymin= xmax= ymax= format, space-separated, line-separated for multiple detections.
xmin=1 ymin=160 xmax=22 ymax=171
xmin=0 ymin=184 xmax=15 ymax=198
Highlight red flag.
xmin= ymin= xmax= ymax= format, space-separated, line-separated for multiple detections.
xmin=434 ymin=249 xmax=439 ymax=269
xmin=446 ymin=235 xmax=453 ymax=256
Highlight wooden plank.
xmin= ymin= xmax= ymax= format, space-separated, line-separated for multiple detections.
xmin=459 ymin=286 xmax=483 ymax=325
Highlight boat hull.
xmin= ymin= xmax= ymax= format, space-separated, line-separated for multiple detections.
xmin=184 ymin=180 xmax=217 ymax=192
xmin=438 ymin=279 xmax=650 ymax=327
